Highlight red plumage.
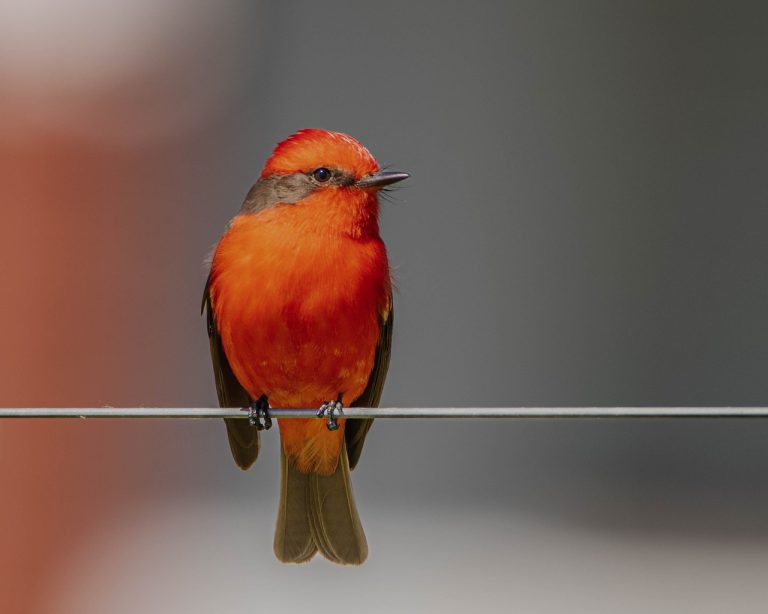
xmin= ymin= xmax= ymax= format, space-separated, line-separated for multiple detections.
xmin=209 ymin=128 xmax=390 ymax=474
xmin=205 ymin=129 xmax=404 ymax=564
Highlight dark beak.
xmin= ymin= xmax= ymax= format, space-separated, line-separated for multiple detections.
xmin=356 ymin=171 xmax=410 ymax=189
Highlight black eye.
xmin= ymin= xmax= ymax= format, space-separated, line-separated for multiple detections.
xmin=312 ymin=167 xmax=332 ymax=182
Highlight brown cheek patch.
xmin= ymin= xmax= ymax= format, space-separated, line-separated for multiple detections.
xmin=239 ymin=174 xmax=317 ymax=215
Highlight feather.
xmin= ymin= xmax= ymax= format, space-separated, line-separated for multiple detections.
xmin=274 ymin=447 xmax=318 ymax=563
xmin=346 ymin=302 xmax=393 ymax=469
xmin=203 ymin=274 xmax=259 ymax=470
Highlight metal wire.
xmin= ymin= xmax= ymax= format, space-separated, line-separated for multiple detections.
xmin=0 ymin=407 xmax=767 ymax=419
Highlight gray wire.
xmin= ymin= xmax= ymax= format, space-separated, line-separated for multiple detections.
xmin=0 ymin=407 xmax=766 ymax=418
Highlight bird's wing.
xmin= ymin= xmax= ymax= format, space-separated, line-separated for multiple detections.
xmin=202 ymin=274 xmax=260 ymax=469
xmin=346 ymin=300 xmax=393 ymax=470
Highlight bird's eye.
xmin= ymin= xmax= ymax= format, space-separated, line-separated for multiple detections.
xmin=312 ymin=167 xmax=332 ymax=182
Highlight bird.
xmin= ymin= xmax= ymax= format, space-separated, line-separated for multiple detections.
xmin=202 ymin=129 xmax=408 ymax=564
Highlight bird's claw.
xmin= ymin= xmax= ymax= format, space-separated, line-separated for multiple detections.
xmin=317 ymin=400 xmax=343 ymax=431
xmin=245 ymin=395 xmax=271 ymax=431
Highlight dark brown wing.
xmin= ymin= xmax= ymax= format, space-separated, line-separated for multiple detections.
xmin=345 ymin=302 xmax=393 ymax=470
xmin=202 ymin=274 xmax=260 ymax=470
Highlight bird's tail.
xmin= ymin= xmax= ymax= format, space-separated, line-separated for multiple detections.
xmin=274 ymin=440 xmax=368 ymax=565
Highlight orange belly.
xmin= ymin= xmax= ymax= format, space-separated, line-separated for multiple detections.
xmin=210 ymin=212 xmax=389 ymax=474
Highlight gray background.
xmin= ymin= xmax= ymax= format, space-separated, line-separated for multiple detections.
xmin=2 ymin=1 xmax=768 ymax=612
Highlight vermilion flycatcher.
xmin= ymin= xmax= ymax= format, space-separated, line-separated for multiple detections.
xmin=203 ymin=129 xmax=408 ymax=564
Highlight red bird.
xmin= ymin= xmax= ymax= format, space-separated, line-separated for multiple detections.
xmin=203 ymin=129 xmax=407 ymax=564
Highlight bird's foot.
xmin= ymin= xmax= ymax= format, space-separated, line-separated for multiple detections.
xmin=317 ymin=398 xmax=344 ymax=431
xmin=245 ymin=395 xmax=272 ymax=431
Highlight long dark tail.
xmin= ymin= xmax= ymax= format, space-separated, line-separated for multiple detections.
xmin=274 ymin=440 xmax=367 ymax=565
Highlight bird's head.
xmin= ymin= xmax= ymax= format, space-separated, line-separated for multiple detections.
xmin=240 ymin=129 xmax=408 ymax=237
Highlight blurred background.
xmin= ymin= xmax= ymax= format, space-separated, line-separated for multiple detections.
xmin=2 ymin=1 xmax=768 ymax=612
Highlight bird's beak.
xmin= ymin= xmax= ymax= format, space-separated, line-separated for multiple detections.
xmin=355 ymin=171 xmax=410 ymax=189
